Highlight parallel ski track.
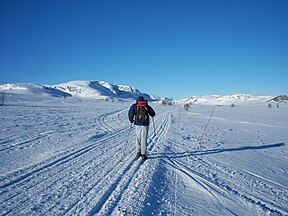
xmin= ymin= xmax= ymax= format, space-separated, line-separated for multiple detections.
xmin=0 ymin=108 xmax=131 ymax=215
xmin=1 ymin=109 xmax=172 ymax=215
xmin=0 ymin=133 xmax=50 ymax=152
xmin=94 ymin=109 xmax=127 ymax=133
xmin=78 ymin=110 xmax=172 ymax=216
xmin=160 ymin=108 xmax=288 ymax=215
xmin=0 ymin=108 xmax=127 ymax=185
xmin=0 ymin=104 xmax=128 ymax=152
xmin=0 ymin=116 xmax=91 ymax=153
xmin=165 ymin=138 xmax=288 ymax=216
xmin=202 ymin=155 xmax=288 ymax=215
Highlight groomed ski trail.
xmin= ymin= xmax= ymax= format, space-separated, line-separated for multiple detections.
xmin=84 ymin=111 xmax=172 ymax=216
xmin=160 ymin=106 xmax=288 ymax=216
xmin=1 ymin=101 xmax=287 ymax=216
xmin=0 ymin=105 xmax=173 ymax=216
xmin=1 ymin=108 xmax=133 ymax=215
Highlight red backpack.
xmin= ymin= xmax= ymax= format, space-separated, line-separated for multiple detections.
xmin=136 ymin=100 xmax=149 ymax=123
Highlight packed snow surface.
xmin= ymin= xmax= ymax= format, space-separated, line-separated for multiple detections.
xmin=0 ymin=91 xmax=287 ymax=216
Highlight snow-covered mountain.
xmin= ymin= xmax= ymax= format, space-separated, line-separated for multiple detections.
xmin=0 ymin=83 xmax=72 ymax=98
xmin=268 ymin=95 xmax=288 ymax=103
xmin=175 ymin=94 xmax=282 ymax=105
xmin=0 ymin=81 xmax=286 ymax=105
xmin=53 ymin=80 xmax=161 ymax=101
xmin=0 ymin=80 xmax=160 ymax=101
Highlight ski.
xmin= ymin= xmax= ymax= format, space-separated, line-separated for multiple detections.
xmin=140 ymin=155 xmax=148 ymax=164
xmin=134 ymin=154 xmax=148 ymax=164
xmin=135 ymin=153 xmax=141 ymax=161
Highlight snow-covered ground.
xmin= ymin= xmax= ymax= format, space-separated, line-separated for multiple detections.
xmin=0 ymin=92 xmax=287 ymax=216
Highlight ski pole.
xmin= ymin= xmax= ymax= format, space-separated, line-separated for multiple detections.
xmin=152 ymin=117 xmax=156 ymax=136
xmin=198 ymin=104 xmax=217 ymax=149
xmin=126 ymin=124 xmax=133 ymax=144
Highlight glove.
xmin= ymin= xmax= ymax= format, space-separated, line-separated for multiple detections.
xmin=130 ymin=119 xmax=134 ymax=123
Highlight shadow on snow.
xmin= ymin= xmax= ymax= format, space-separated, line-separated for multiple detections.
xmin=149 ymin=143 xmax=285 ymax=159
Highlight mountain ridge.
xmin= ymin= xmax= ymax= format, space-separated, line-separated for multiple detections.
xmin=0 ymin=80 xmax=162 ymax=101
xmin=0 ymin=80 xmax=287 ymax=104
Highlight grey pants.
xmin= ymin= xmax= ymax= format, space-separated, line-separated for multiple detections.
xmin=135 ymin=125 xmax=149 ymax=155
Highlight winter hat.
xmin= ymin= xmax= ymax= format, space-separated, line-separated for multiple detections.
xmin=136 ymin=95 xmax=144 ymax=102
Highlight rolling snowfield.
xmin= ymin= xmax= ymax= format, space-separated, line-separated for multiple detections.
xmin=0 ymin=89 xmax=288 ymax=215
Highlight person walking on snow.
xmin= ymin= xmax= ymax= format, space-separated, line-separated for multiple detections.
xmin=128 ymin=96 xmax=156 ymax=160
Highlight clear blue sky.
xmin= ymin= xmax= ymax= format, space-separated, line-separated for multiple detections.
xmin=1 ymin=0 xmax=287 ymax=99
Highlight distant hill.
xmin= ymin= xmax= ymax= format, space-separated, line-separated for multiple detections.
xmin=268 ymin=95 xmax=288 ymax=103
xmin=0 ymin=80 xmax=161 ymax=101
xmin=174 ymin=94 xmax=286 ymax=105
xmin=0 ymin=81 xmax=286 ymax=105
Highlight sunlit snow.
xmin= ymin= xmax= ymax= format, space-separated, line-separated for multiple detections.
xmin=0 ymin=82 xmax=287 ymax=215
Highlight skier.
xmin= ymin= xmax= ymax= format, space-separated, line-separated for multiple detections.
xmin=128 ymin=96 xmax=156 ymax=160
